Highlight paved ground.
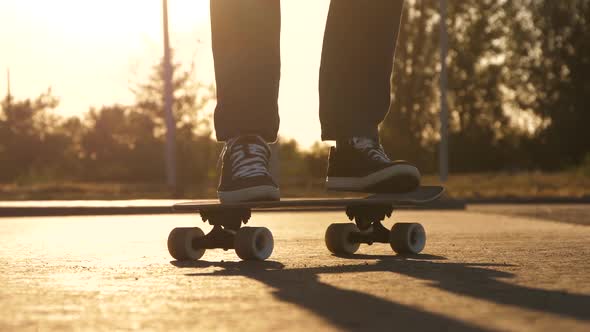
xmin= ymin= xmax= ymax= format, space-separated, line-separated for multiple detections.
xmin=470 ymin=204 xmax=590 ymax=226
xmin=1 ymin=207 xmax=589 ymax=331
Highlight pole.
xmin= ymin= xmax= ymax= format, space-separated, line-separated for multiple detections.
xmin=6 ymin=69 xmax=11 ymax=98
xmin=162 ymin=0 xmax=177 ymax=191
xmin=439 ymin=0 xmax=449 ymax=182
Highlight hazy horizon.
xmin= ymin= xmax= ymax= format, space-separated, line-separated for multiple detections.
xmin=0 ymin=0 xmax=331 ymax=148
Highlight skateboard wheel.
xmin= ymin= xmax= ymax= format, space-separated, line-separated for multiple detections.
xmin=389 ymin=223 xmax=426 ymax=254
xmin=325 ymin=223 xmax=361 ymax=255
xmin=234 ymin=227 xmax=274 ymax=261
xmin=167 ymin=227 xmax=206 ymax=261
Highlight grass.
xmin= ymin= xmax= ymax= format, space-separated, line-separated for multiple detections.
xmin=0 ymin=171 xmax=588 ymax=201
xmin=0 ymin=182 xmax=213 ymax=201
xmin=423 ymin=171 xmax=589 ymax=199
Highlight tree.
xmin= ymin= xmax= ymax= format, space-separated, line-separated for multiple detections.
xmin=80 ymin=105 xmax=163 ymax=181
xmin=131 ymin=55 xmax=216 ymax=191
xmin=381 ymin=0 xmax=551 ymax=173
xmin=513 ymin=0 xmax=590 ymax=169
xmin=381 ymin=0 xmax=440 ymax=172
xmin=0 ymin=90 xmax=79 ymax=182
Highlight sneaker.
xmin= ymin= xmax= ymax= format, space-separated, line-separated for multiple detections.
xmin=217 ymin=135 xmax=280 ymax=203
xmin=326 ymin=137 xmax=420 ymax=193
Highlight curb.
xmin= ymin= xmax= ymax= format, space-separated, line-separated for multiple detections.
xmin=465 ymin=197 xmax=590 ymax=204
xmin=0 ymin=206 xmax=177 ymax=217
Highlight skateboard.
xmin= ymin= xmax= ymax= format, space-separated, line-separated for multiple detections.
xmin=168 ymin=185 xmax=444 ymax=261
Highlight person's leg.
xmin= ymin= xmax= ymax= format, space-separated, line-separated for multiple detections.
xmin=319 ymin=0 xmax=404 ymax=141
xmin=211 ymin=0 xmax=281 ymax=143
xmin=320 ymin=1 xmax=420 ymax=193
xmin=211 ymin=1 xmax=281 ymax=202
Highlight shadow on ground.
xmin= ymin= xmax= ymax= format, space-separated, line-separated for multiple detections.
xmin=172 ymin=254 xmax=590 ymax=331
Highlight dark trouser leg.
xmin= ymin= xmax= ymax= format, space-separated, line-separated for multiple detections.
xmin=319 ymin=0 xmax=404 ymax=141
xmin=211 ymin=1 xmax=281 ymax=142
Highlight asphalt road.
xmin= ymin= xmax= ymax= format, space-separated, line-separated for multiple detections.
xmin=1 ymin=208 xmax=589 ymax=331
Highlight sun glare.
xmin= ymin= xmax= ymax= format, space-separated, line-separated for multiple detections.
xmin=6 ymin=0 xmax=209 ymax=42
xmin=1 ymin=0 xmax=328 ymax=148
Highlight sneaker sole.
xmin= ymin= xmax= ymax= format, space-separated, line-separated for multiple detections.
xmin=218 ymin=185 xmax=280 ymax=203
xmin=326 ymin=164 xmax=420 ymax=193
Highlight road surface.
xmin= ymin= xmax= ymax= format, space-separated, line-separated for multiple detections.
xmin=1 ymin=208 xmax=589 ymax=331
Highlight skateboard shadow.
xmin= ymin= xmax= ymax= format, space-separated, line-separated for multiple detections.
xmin=173 ymin=254 xmax=590 ymax=330
xmin=175 ymin=257 xmax=487 ymax=331
xmin=341 ymin=253 xmax=447 ymax=260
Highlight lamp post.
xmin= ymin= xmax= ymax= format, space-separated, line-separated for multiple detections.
xmin=162 ymin=0 xmax=177 ymax=192
xmin=439 ymin=0 xmax=449 ymax=183
xmin=6 ymin=69 xmax=10 ymax=98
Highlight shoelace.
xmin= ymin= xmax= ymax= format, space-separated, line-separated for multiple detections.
xmin=350 ymin=137 xmax=391 ymax=163
xmin=223 ymin=137 xmax=271 ymax=179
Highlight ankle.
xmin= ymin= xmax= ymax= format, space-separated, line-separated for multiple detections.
xmin=336 ymin=136 xmax=379 ymax=148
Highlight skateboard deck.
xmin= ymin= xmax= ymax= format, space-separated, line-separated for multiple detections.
xmin=168 ymin=186 xmax=444 ymax=262
xmin=173 ymin=185 xmax=444 ymax=211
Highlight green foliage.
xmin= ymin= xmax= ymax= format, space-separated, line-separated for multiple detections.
xmin=131 ymin=57 xmax=214 ymax=136
xmin=381 ymin=0 xmax=439 ymax=172
xmin=381 ymin=0 xmax=590 ymax=173
xmin=277 ymin=138 xmax=306 ymax=182
xmin=80 ymin=105 xmax=163 ymax=181
xmin=578 ymin=153 xmax=590 ymax=177
xmin=0 ymin=90 xmax=80 ymax=182
xmin=129 ymin=56 xmax=217 ymax=192
xmin=275 ymin=138 xmax=330 ymax=192
xmin=516 ymin=0 xmax=590 ymax=169
xmin=76 ymin=56 xmax=218 ymax=193
xmin=304 ymin=142 xmax=330 ymax=179
xmin=0 ymin=55 xmax=218 ymax=195
xmin=1 ymin=1 xmax=589 ymax=196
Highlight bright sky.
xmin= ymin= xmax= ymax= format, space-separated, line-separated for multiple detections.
xmin=0 ymin=0 xmax=330 ymax=148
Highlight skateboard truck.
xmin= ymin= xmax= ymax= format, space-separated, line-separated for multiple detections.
xmin=346 ymin=204 xmax=393 ymax=230
xmin=348 ymin=220 xmax=390 ymax=245
xmin=192 ymin=225 xmax=236 ymax=250
xmin=200 ymin=208 xmax=251 ymax=230
xmin=190 ymin=208 xmax=253 ymax=251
